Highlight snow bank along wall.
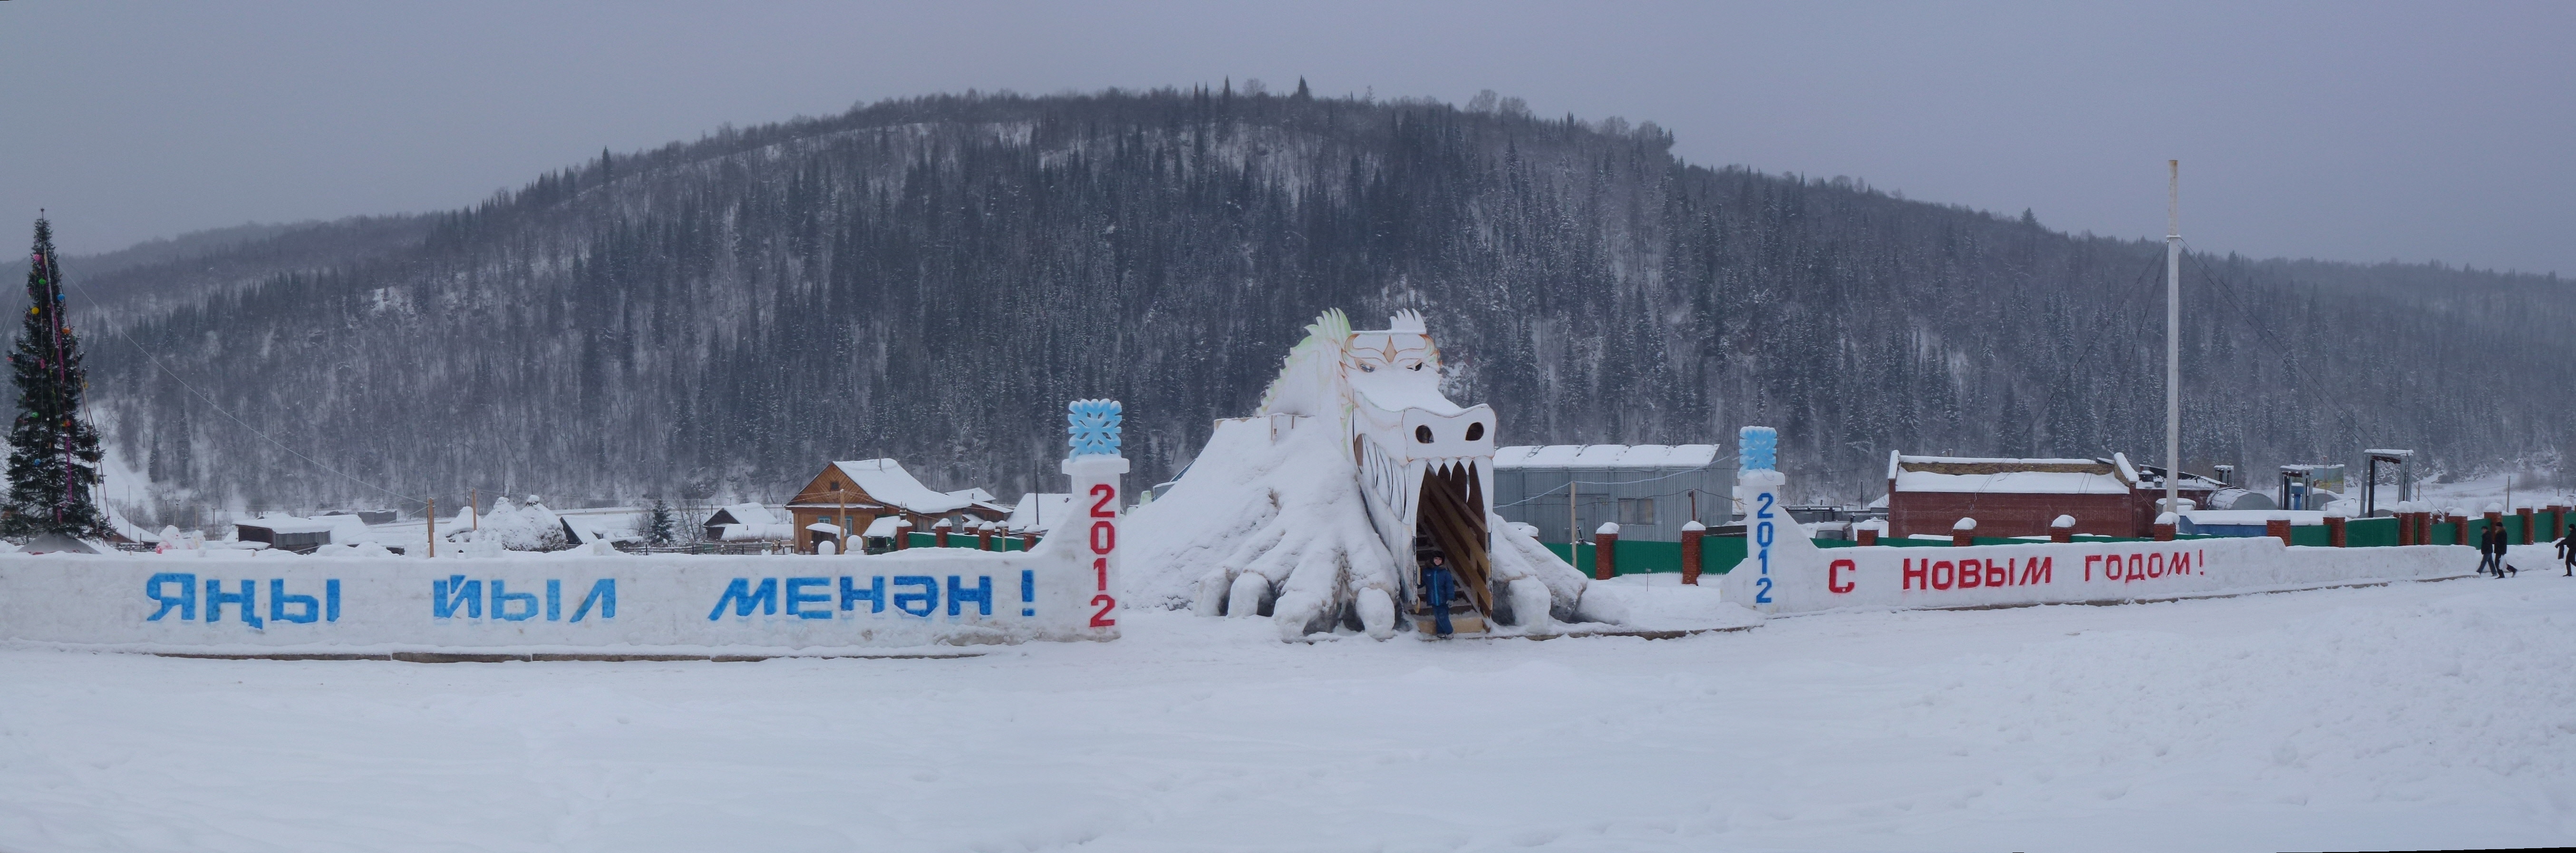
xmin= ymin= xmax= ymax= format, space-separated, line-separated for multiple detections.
xmin=1717 ymin=426 xmax=2480 ymax=615
xmin=0 ymin=400 xmax=1133 ymax=656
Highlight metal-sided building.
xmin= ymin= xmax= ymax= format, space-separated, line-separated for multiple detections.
xmin=1491 ymin=445 xmax=1727 ymax=544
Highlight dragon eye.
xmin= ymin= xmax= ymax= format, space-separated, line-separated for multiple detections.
xmin=1408 ymin=363 xmax=1423 ymax=371
xmin=1359 ymin=364 xmax=1375 ymax=373
xmin=1464 ymin=423 xmax=1484 ymax=441
xmin=1414 ymin=426 xmax=1434 ymax=444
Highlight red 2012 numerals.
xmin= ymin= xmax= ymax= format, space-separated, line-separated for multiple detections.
xmin=1087 ymin=482 xmax=1117 ymax=626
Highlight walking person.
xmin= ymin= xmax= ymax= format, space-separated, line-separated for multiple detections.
xmin=2559 ymin=522 xmax=2576 ymax=577
xmin=2479 ymin=521 xmax=2508 ymax=578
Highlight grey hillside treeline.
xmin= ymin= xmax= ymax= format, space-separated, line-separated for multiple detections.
xmin=58 ymin=87 xmax=2576 ymax=516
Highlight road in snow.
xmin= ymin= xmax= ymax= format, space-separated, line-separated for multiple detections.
xmin=5 ymin=572 xmax=2576 ymax=852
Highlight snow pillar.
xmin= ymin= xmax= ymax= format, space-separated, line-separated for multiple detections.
xmin=1063 ymin=399 xmax=1129 ymax=637
xmin=1593 ymin=522 xmax=1619 ymax=580
xmin=1680 ymin=520 xmax=1706 ymax=585
xmin=2266 ymin=515 xmax=2292 ymax=545
xmin=1718 ymin=426 xmax=1800 ymax=614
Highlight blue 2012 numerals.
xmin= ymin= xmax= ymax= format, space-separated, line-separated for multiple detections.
xmin=1754 ymin=493 xmax=1776 ymax=603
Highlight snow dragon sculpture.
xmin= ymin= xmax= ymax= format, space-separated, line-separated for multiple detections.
xmin=1125 ymin=309 xmax=1598 ymax=640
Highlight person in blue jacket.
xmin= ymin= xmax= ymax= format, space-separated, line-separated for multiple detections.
xmin=1421 ymin=550 xmax=1455 ymax=637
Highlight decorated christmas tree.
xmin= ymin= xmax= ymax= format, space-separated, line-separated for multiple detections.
xmin=2 ymin=216 xmax=109 ymax=540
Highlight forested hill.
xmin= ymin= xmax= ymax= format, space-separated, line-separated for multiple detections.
xmin=66 ymin=87 xmax=2576 ymax=516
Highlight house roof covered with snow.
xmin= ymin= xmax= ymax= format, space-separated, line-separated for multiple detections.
xmin=236 ymin=515 xmax=337 ymax=534
xmin=707 ymin=503 xmax=780 ymax=526
xmin=1887 ymin=452 xmax=2138 ymax=495
xmin=1004 ymin=493 xmax=1077 ymax=533
xmin=1494 ymin=445 xmax=1721 ymax=469
xmin=831 ymin=459 xmax=976 ymax=514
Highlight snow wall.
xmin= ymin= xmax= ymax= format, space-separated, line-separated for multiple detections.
xmin=0 ymin=543 xmax=1113 ymax=656
xmin=0 ymin=424 xmax=1134 ymax=657
xmin=1716 ymin=534 xmax=2478 ymax=615
xmin=1716 ymin=425 xmax=2478 ymax=615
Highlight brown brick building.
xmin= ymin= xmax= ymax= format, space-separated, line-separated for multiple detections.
xmin=1885 ymin=453 xmax=2218 ymax=540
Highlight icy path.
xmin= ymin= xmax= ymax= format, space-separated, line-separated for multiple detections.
xmin=7 ymin=575 xmax=2576 ymax=852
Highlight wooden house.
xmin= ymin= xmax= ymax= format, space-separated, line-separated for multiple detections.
xmin=785 ymin=459 xmax=1006 ymax=553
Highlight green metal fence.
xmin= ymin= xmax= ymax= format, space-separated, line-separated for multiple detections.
xmin=896 ymin=532 xmax=1030 ymax=552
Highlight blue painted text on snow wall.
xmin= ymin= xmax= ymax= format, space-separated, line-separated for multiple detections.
xmin=431 ymin=577 xmax=617 ymax=621
xmin=145 ymin=574 xmax=341 ymax=627
xmin=707 ymin=572 xmax=1035 ymax=621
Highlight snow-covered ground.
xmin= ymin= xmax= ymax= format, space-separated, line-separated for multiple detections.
xmin=7 ymin=572 xmax=2576 ymax=851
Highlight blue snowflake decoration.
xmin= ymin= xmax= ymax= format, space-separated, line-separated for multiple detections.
xmin=1738 ymin=425 xmax=1777 ymax=472
xmin=1067 ymin=399 xmax=1123 ymax=458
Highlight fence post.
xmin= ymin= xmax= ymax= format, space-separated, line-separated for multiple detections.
xmin=934 ymin=518 xmax=952 ymax=548
xmin=2517 ymin=507 xmax=2534 ymax=545
xmin=2154 ymin=513 xmax=2177 ymax=542
xmin=1951 ymin=517 xmax=1976 ymax=547
xmin=2266 ymin=515 xmax=2292 ymax=545
xmin=2051 ymin=514 xmax=2077 ymax=543
xmin=1680 ymin=521 xmax=1705 ymax=585
xmin=893 ymin=519 xmax=912 ymax=550
xmin=2450 ymin=511 xmax=2469 ymax=546
xmin=1593 ymin=522 xmax=1619 ymax=580
xmin=976 ymin=521 xmax=994 ymax=551
xmin=1856 ymin=523 xmax=1879 ymax=546
xmin=2324 ymin=514 xmax=2347 ymax=547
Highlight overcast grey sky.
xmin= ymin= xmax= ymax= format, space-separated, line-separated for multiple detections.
xmin=3 ymin=1 xmax=2569 ymax=273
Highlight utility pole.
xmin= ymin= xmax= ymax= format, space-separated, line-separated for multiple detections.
xmin=471 ymin=488 xmax=479 ymax=532
xmin=1568 ymin=474 xmax=1579 ymax=566
xmin=427 ymin=498 xmax=436 ymax=558
xmin=2165 ymin=160 xmax=2182 ymax=519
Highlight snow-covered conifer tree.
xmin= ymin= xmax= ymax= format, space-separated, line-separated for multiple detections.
xmin=647 ymin=499 xmax=675 ymax=545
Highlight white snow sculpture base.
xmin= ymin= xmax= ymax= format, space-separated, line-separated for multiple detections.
xmin=1125 ymin=415 xmax=1597 ymax=640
